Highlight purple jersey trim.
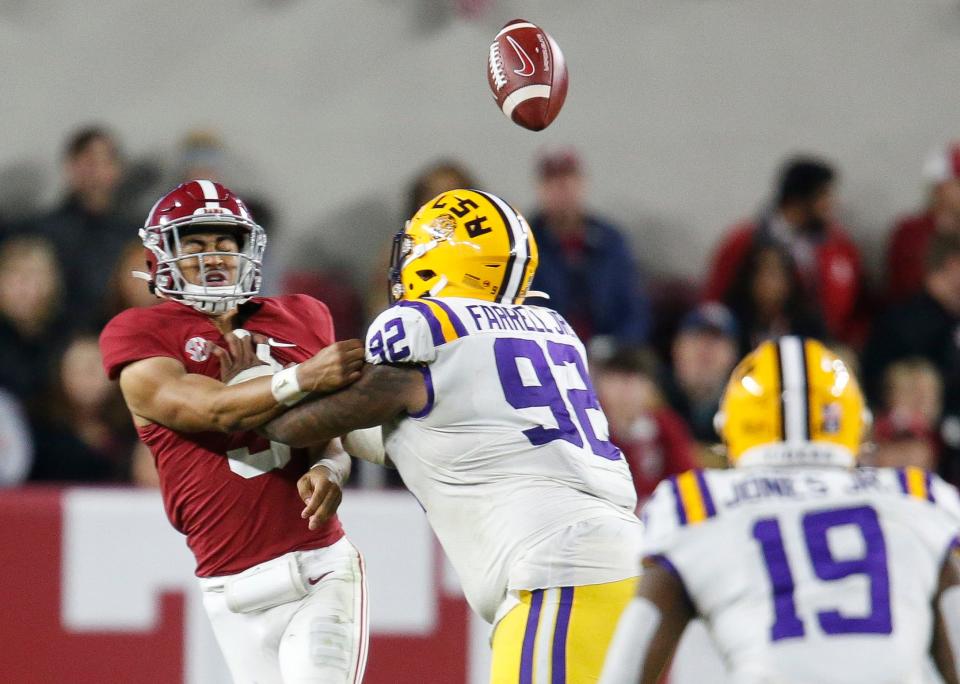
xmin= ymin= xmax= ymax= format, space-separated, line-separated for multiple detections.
xmin=668 ymin=476 xmax=688 ymax=526
xmin=552 ymin=586 xmax=574 ymax=682
xmin=694 ymin=469 xmax=717 ymax=518
xmin=424 ymin=297 xmax=469 ymax=337
xmin=896 ymin=468 xmax=909 ymax=496
xmin=397 ymin=300 xmax=445 ymax=347
xmin=407 ymin=365 xmax=435 ymax=419
xmin=519 ymin=589 xmax=543 ymax=684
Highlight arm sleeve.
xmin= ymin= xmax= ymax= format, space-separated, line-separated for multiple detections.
xmin=99 ymin=309 xmax=180 ymax=380
xmin=365 ymin=304 xmax=438 ymax=365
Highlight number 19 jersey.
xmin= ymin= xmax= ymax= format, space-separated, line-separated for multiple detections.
xmin=365 ymin=297 xmax=640 ymax=623
xmin=642 ymin=465 xmax=960 ymax=684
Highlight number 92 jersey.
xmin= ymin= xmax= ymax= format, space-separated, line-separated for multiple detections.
xmin=365 ymin=297 xmax=640 ymax=623
xmin=642 ymin=466 xmax=960 ymax=684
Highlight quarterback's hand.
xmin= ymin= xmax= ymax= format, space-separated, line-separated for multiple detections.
xmin=213 ymin=330 xmax=270 ymax=384
xmin=296 ymin=340 xmax=365 ymax=394
xmin=297 ymin=465 xmax=343 ymax=530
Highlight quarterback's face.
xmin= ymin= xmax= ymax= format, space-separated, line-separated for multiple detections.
xmin=177 ymin=230 xmax=240 ymax=287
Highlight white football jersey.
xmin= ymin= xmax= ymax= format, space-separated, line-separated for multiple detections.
xmin=365 ymin=296 xmax=641 ymax=622
xmin=642 ymin=465 xmax=960 ymax=684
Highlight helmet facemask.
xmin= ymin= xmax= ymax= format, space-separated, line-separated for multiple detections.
xmin=143 ymin=214 xmax=266 ymax=314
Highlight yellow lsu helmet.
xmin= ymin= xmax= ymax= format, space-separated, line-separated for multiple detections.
xmin=715 ymin=336 xmax=868 ymax=468
xmin=388 ymin=189 xmax=539 ymax=304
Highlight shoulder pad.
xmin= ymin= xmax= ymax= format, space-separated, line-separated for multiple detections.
xmin=366 ymin=303 xmax=442 ymax=365
xmin=893 ymin=466 xmax=960 ymax=520
xmin=642 ymin=470 xmax=718 ymax=555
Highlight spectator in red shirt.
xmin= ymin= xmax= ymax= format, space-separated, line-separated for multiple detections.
xmin=884 ymin=141 xmax=960 ymax=304
xmin=593 ymin=347 xmax=698 ymax=509
xmin=704 ymin=155 xmax=866 ymax=346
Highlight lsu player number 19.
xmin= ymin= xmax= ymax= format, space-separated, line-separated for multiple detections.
xmin=261 ymin=189 xmax=644 ymax=682
xmin=600 ymin=337 xmax=960 ymax=684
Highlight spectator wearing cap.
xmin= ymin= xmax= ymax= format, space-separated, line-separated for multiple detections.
xmin=704 ymin=155 xmax=867 ymax=347
xmin=660 ymin=303 xmax=740 ymax=461
xmin=27 ymin=125 xmax=132 ymax=333
xmin=884 ymin=141 xmax=960 ymax=304
xmin=863 ymin=233 xmax=960 ymax=486
xmin=526 ymin=148 xmax=651 ymax=348
xmin=593 ymin=347 xmax=697 ymax=508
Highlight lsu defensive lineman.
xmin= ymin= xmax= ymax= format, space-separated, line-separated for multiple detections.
xmin=261 ymin=189 xmax=643 ymax=682
xmin=600 ymin=337 xmax=960 ymax=684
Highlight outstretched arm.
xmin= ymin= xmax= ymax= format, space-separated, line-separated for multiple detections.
xmin=118 ymin=336 xmax=364 ymax=433
xmin=600 ymin=560 xmax=694 ymax=684
xmin=260 ymin=363 xmax=428 ymax=447
xmin=933 ymin=544 xmax=960 ymax=684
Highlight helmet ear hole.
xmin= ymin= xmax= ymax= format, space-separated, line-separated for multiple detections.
xmin=416 ymin=269 xmax=437 ymax=281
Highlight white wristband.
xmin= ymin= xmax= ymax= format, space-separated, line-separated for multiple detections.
xmin=311 ymin=459 xmax=349 ymax=487
xmin=271 ymin=365 xmax=309 ymax=406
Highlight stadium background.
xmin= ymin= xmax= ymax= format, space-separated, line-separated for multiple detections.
xmin=0 ymin=1 xmax=959 ymax=682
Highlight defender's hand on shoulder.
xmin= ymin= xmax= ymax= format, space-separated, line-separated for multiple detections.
xmin=297 ymin=340 xmax=365 ymax=394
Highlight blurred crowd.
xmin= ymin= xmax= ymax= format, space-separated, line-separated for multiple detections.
xmin=2 ymin=123 xmax=960 ymax=503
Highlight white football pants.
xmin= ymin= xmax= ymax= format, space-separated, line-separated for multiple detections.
xmin=198 ymin=537 xmax=368 ymax=684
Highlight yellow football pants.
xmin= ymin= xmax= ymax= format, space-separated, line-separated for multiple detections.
xmin=489 ymin=577 xmax=638 ymax=684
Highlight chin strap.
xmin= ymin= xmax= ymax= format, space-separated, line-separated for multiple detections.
xmin=524 ymin=290 xmax=550 ymax=300
xmin=428 ymin=275 xmax=449 ymax=297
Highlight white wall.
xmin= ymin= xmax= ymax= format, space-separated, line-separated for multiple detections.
xmin=2 ymin=0 xmax=959 ymax=281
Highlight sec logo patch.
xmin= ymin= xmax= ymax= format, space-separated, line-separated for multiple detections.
xmin=184 ymin=336 xmax=211 ymax=362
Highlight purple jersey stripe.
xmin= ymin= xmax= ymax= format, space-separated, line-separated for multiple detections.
xmin=551 ymin=586 xmax=574 ymax=683
xmin=397 ymin=300 xmax=445 ymax=346
xmin=425 ymin=298 xmax=469 ymax=337
xmin=694 ymin=469 xmax=717 ymax=518
xmin=896 ymin=468 xmax=909 ymax=496
xmin=408 ymin=365 xmax=435 ymax=419
xmin=925 ymin=471 xmax=936 ymax=503
xmin=520 ymin=589 xmax=544 ymax=684
xmin=668 ymin=476 xmax=688 ymax=526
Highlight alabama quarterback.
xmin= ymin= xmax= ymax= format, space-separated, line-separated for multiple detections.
xmin=600 ymin=337 xmax=960 ymax=684
xmin=259 ymin=189 xmax=643 ymax=682
xmin=99 ymin=180 xmax=369 ymax=684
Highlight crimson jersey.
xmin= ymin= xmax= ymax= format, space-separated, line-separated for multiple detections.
xmin=100 ymin=295 xmax=344 ymax=577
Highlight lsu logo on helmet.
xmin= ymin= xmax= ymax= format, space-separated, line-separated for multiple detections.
xmin=389 ymin=189 xmax=539 ymax=304
xmin=715 ymin=336 xmax=868 ymax=467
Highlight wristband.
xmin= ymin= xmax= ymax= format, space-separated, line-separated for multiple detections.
xmin=311 ymin=459 xmax=349 ymax=487
xmin=271 ymin=365 xmax=309 ymax=406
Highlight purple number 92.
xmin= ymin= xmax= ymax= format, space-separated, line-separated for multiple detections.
xmin=493 ymin=338 xmax=620 ymax=460
xmin=753 ymin=505 xmax=892 ymax=641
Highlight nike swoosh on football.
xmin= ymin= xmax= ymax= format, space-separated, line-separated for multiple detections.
xmin=307 ymin=571 xmax=333 ymax=586
xmin=506 ymin=35 xmax=536 ymax=77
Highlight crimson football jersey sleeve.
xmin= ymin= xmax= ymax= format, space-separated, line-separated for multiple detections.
xmin=284 ymin=294 xmax=336 ymax=348
xmin=100 ymin=306 xmax=184 ymax=380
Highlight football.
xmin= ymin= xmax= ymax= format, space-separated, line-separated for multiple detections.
xmin=487 ymin=19 xmax=568 ymax=131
